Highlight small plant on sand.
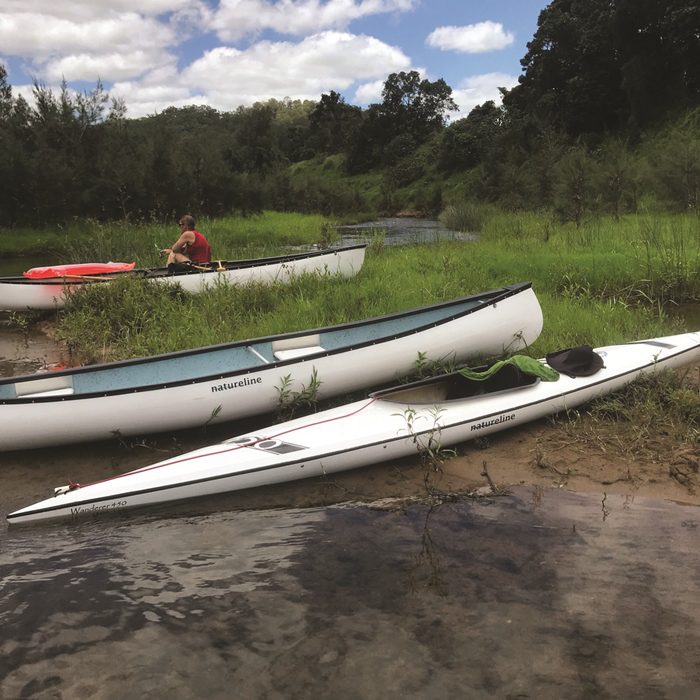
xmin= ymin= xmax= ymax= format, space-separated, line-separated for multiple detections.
xmin=395 ymin=405 xmax=457 ymax=494
xmin=275 ymin=368 xmax=322 ymax=420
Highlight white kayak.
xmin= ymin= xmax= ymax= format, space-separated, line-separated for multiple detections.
xmin=0 ymin=244 xmax=366 ymax=311
xmin=8 ymin=331 xmax=699 ymax=524
xmin=0 ymin=282 xmax=542 ymax=450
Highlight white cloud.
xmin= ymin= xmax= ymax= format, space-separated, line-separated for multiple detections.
xmin=0 ymin=11 xmax=175 ymax=82
xmin=352 ymin=79 xmax=384 ymax=104
xmin=0 ymin=1 xmax=193 ymax=22
xmin=451 ymin=72 xmax=518 ymax=115
xmin=0 ymin=4 xmax=214 ymax=83
xmin=181 ymin=31 xmax=410 ymax=109
xmin=44 ymin=51 xmax=166 ymax=83
xmin=210 ymin=0 xmax=417 ymax=41
xmin=426 ymin=21 xmax=514 ymax=54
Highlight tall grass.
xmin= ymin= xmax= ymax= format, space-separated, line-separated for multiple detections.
xmin=438 ymin=202 xmax=493 ymax=233
xmin=1 ymin=212 xmax=338 ymax=269
xmin=54 ymin=221 xmax=692 ymax=365
xmin=473 ymin=211 xmax=700 ymax=305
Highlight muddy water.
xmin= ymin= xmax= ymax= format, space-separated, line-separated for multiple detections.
xmin=337 ymin=217 xmax=475 ymax=246
xmin=1 ymin=487 xmax=699 ymax=697
xmin=0 ymin=313 xmax=65 ymax=377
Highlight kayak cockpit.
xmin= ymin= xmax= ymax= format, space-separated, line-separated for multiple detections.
xmin=374 ymin=363 xmax=539 ymax=404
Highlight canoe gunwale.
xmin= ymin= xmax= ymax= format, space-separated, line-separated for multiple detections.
xmin=0 ymin=244 xmax=368 ymax=286
xmin=1 ymin=282 xmax=535 ymax=404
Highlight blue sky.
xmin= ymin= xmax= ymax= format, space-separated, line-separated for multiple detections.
xmin=0 ymin=1 xmax=548 ymax=119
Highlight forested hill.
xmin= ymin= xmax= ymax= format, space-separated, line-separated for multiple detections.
xmin=1 ymin=0 xmax=698 ymax=227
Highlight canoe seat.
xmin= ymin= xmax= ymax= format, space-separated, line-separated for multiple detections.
xmin=273 ymin=345 xmax=325 ymax=361
xmin=15 ymin=375 xmax=74 ymax=398
xmin=271 ymin=333 xmax=325 ymax=361
xmin=20 ymin=387 xmax=75 ymax=398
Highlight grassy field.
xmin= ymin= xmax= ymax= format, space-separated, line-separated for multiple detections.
xmin=0 ymin=211 xmax=337 ymax=267
xmin=22 ymin=209 xmax=694 ymax=364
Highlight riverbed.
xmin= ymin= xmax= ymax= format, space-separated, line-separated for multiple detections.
xmin=1 ymin=486 xmax=700 ymax=697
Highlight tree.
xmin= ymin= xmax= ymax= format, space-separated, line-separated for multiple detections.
xmin=504 ymin=0 xmax=626 ymax=135
xmin=346 ymin=71 xmax=457 ymax=172
xmin=438 ymin=101 xmax=505 ymax=172
xmin=309 ymin=91 xmax=362 ymax=155
xmin=380 ymin=71 xmax=457 ymax=142
xmin=503 ymin=0 xmax=700 ymax=136
xmin=553 ymin=146 xmax=599 ymax=224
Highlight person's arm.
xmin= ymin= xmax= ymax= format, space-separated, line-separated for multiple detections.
xmin=162 ymin=230 xmax=195 ymax=255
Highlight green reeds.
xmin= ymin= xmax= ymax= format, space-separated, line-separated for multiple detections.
xmin=6 ymin=212 xmax=338 ymax=271
xmin=54 ymin=228 xmax=690 ymax=366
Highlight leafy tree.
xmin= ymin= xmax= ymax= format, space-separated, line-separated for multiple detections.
xmin=594 ymin=138 xmax=642 ymax=217
xmin=614 ymin=0 xmax=700 ymax=127
xmin=380 ymin=71 xmax=457 ymax=142
xmin=648 ymin=110 xmax=700 ymax=211
xmin=309 ymin=91 xmax=361 ymax=155
xmin=553 ymin=146 xmax=599 ymax=224
xmin=346 ymin=71 xmax=457 ymax=172
xmin=438 ymin=101 xmax=504 ymax=172
xmin=504 ymin=0 xmax=626 ymax=135
xmin=504 ymin=0 xmax=700 ymax=136
xmin=0 ymin=63 xmax=12 ymax=121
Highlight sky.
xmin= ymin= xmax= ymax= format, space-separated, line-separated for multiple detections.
xmin=0 ymin=0 xmax=549 ymax=120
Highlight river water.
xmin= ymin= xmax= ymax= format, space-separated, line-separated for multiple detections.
xmin=1 ymin=487 xmax=700 ymax=697
xmin=336 ymin=217 xmax=474 ymax=247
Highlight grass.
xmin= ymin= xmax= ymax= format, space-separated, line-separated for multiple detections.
xmin=4 ymin=208 xmax=697 ymax=364
xmin=0 ymin=211 xmax=338 ymax=268
xmin=545 ymin=366 xmax=699 ymax=473
xmin=50 ymin=216 xmax=695 ymax=364
xmin=476 ymin=210 xmax=700 ymax=305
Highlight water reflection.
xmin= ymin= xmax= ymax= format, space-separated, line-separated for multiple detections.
xmin=337 ymin=217 xmax=475 ymax=246
xmin=0 ymin=312 xmax=65 ymax=376
xmin=1 ymin=487 xmax=699 ymax=697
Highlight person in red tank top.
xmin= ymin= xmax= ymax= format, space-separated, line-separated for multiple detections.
xmin=162 ymin=214 xmax=212 ymax=267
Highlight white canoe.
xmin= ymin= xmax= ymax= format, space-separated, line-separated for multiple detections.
xmin=0 ymin=282 xmax=542 ymax=451
xmin=0 ymin=244 xmax=366 ymax=311
xmin=9 ymin=331 xmax=699 ymax=524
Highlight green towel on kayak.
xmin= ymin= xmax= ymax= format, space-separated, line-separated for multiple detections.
xmin=458 ymin=355 xmax=560 ymax=382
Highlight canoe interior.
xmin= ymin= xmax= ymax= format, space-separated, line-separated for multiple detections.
xmin=0 ymin=287 xmax=514 ymax=401
xmin=375 ymin=363 xmax=540 ymax=404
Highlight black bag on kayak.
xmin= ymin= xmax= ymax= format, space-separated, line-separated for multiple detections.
xmin=545 ymin=345 xmax=605 ymax=377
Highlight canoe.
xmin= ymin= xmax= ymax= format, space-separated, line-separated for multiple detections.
xmin=0 ymin=244 xmax=367 ymax=311
xmin=8 ymin=331 xmax=699 ymax=524
xmin=0 ymin=282 xmax=542 ymax=451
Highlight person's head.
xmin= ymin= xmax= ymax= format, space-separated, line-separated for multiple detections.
xmin=178 ymin=214 xmax=195 ymax=231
